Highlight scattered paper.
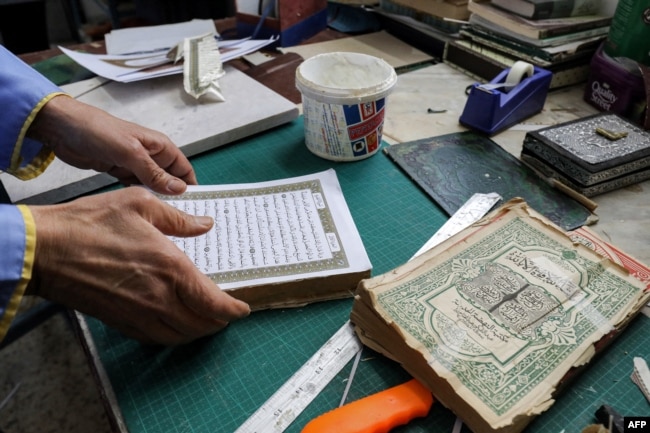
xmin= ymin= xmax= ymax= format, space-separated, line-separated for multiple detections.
xmin=59 ymin=46 xmax=178 ymax=82
xmin=104 ymin=19 xmax=218 ymax=55
xmin=631 ymin=357 xmax=650 ymax=404
xmin=59 ymin=36 xmax=277 ymax=83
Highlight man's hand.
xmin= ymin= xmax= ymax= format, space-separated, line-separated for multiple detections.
xmin=27 ymin=95 xmax=196 ymax=195
xmin=27 ymin=188 xmax=250 ymax=345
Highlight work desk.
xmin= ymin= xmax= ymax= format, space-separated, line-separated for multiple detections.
xmin=14 ymin=28 xmax=650 ymax=433
xmin=384 ymin=62 xmax=650 ymax=266
xmin=74 ymin=59 xmax=650 ymax=433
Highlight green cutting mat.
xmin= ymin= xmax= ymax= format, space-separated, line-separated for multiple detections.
xmin=85 ymin=118 xmax=650 ymax=433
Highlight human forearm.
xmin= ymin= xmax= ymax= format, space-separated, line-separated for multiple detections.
xmin=0 ymin=205 xmax=36 ymax=340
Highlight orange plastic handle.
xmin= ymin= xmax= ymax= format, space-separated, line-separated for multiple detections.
xmin=301 ymin=379 xmax=434 ymax=433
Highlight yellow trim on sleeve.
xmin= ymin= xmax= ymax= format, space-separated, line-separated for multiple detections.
xmin=0 ymin=205 xmax=37 ymax=340
xmin=11 ymin=149 xmax=55 ymax=181
xmin=8 ymin=92 xmax=69 ymax=180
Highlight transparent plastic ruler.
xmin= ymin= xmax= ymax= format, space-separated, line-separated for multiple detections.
xmin=235 ymin=192 xmax=501 ymax=433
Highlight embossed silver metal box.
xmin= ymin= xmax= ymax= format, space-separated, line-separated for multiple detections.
xmin=521 ymin=113 xmax=650 ymax=196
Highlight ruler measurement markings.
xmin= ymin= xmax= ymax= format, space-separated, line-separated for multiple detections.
xmin=235 ymin=322 xmax=362 ymax=433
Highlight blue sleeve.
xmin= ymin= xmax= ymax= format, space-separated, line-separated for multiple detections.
xmin=0 ymin=44 xmax=63 ymax=179
xmin=0 ymin=45 xmax=62 ymax=340
xmin=0 ymin=205 xmax=36 ymax=340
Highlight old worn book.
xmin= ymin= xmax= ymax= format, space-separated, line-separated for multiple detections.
xmin=491 ymin=0 xmax=601 ymax=20
xmin=521 ymin=113 xmax=650 ymax=196
xmin=351 ymin=199 xmax=650 ymax=433
xmin=459 ymin=26 xmax=604 ymax=64
xmin=378 ymin=0 xmax=467 ymax=34
xmin=467 ymin=0 xmax=611 ymax=39
xmin=158 ymin=169 xmax=371 ymax=310
xmin=469 ymin=13 xmax=610 ymax=48
xmin=380 ymin=0 xmax=470 ymax=21
xmin=443 ymin=38 xmax=592 ymax=89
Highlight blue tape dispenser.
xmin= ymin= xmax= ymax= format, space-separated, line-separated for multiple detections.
xmin=459 ymin=61 xmax=552 ymax=135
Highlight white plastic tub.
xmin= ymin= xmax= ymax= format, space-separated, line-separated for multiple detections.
xmin=296 ymin=52 xmax=397 ymax=161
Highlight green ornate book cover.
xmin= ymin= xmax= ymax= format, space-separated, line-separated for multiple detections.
xmin=384 ymin=131 xmax=594 ymax=231
xmin=351 ymin=200 xmax=650 ymax=433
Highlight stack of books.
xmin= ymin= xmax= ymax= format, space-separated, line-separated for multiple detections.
xmin=444 ymin=0 xmax=613 ymax=89
xmin=378 ymin=0 xmax=470 ymax=36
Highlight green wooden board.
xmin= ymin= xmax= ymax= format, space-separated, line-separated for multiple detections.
xmin=384 ymin=131 xmax=594 ymax=231
xmin=84 ymin=117 xmax=650 ymax=433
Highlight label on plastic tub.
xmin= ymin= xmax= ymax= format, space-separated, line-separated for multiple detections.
xmin=303 ymin=97 xmax=386 ymax=161
xmin=296 ymin=51 xmax=397 ymax=161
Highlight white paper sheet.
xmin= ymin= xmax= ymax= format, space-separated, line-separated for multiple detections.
xmin=59 ymin=37 xmax=278 ymax=83
xmin=104 ymin=19 xmax=218 ymax=55
xmin=161 ymin=169 xmax=372 ymax=289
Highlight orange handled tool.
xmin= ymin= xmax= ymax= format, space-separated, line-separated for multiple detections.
xmin=301 ymin=379 xmax=434 ymax=433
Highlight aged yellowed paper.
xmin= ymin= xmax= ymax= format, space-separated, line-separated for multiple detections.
xmin=352 ymin=199 xmax=649 ymax=433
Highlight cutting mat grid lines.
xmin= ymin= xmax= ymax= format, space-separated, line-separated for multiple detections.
xmin=84 ymin=118 xmax=650 ymax=433
xmin=526 ymin=314 xmax=650 ymax=431
xmin=190 ymin=119 xmax=447 ymax=276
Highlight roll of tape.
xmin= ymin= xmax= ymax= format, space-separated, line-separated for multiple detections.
xmin=504 ymin=61 xmax=534 ymax=91
xmin=478 ymin=61 xmax=534 ymax=92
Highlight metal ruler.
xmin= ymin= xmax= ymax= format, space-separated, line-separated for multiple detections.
xmin=411 ymin=192 xmax=502 ymax=259
xmin=234 ymin=321 xmax=362 ymax=433
xmin=235 ymin=192 xmax=501 ymax=433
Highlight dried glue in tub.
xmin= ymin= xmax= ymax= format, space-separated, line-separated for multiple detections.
xmin=295 ymin=52 xmax=397 ymax=161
